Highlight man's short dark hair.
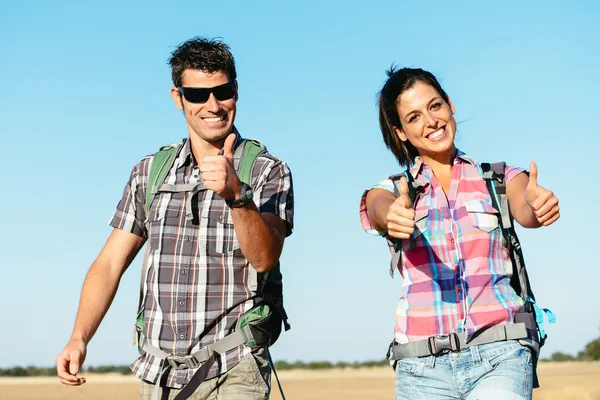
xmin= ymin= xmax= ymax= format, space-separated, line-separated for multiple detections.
xmin=168 ymin=37 xmax=237 ymax=87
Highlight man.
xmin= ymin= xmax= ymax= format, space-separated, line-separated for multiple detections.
xmin=56 ymin=37 xmax=294 ymax=400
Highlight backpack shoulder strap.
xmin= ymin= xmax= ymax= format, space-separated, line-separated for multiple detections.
xmin=233 ymin=138 xmax=267 ymax=186
xmin=389 ymin=170 xmax=422 ymax=206
xmin=138 ymin=142 xmax=183 ymax=320
xmin=480 ymin=161 xmax=534 ymax=303
xmin=233 ymin=138 xmax=291 ymax=332
xmin=145 ymin=142 xmax=183 ymax=214
xmin=480 ymin=162 xmax=512 ymax=230
xmin=386 ymin=170 xmax=423 ymax=278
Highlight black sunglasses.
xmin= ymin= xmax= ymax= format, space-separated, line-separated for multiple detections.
xmin=178 ymin=81 xmax=236 ymax=104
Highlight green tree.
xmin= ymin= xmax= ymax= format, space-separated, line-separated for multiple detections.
xmin=549 ymin=352 xmax=575 ymax=362
xmin=580 ymin=337 xmax=600 ymax=361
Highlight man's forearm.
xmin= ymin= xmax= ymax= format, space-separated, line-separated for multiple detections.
xmin=70 ymin=262 xmax=123 ymax=344
xmin=230 ymin=203 xmax=284 ymax=273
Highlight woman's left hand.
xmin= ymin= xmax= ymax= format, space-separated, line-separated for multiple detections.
xmin=524 ymin=162 xmax=560 ymax=226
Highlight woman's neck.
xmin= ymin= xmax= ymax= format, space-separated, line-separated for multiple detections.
xmin=419 ymin=147 xmax=457 ymax=177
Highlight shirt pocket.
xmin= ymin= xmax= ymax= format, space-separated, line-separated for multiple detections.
xmin=465 ymin=199 xmax=500 ymax=233
xmin=201 ymin=202 xmax=241 ymax=254
xmin=146 ymin=195 xmax=186 ymax=252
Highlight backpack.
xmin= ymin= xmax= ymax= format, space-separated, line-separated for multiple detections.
xmin=387 ymin=162 xmax=555 ymax=387
xmin=133 ymin=138 xmax=290 ymax=400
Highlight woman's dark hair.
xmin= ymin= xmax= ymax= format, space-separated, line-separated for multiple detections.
xmin=378 ymin=67 xmax=449 ymax=167
xmin=168 ymin=37 xmax=237 ymax=87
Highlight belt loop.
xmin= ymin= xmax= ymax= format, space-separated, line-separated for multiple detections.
xmin=471 ymin=343 xmax=482 ymax=364
xmin=425 ymin=355 xmax=436 ymax=369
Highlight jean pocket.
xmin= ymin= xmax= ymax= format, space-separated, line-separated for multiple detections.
xmin=396 ymin=357 xmax=427 ymax=377
xmin=483 ymin=342 xmax=532 ymax=373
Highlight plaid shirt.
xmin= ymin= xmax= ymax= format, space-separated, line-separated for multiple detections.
xmin=110 ymin=131 xmax=294 ymax=387
xmin=360 ymin=150 xmax=524 ymax=344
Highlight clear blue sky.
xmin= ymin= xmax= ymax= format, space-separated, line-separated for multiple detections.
xmin=1 ymin=1 xmax=598 ymax=368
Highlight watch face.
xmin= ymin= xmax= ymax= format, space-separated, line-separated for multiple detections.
xmin=228 ymin=184 xmax=253 ymax=208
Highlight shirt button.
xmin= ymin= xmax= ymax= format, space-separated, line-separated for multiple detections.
xmin=179 ymin=301 xmax=185 ymax=306
xmin=219 ymin=214 xmax=224 ymax=219
xmin=181 ymin=270 xmax=187 ymax=274
xmin=457 ymin=287 xmax=462 ymax=294
xmin=179 ymin=334 xmax=185 ymax=339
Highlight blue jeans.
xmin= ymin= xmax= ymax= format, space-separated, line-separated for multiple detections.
xmin=395 ymin=340 xmax=533 ymax=400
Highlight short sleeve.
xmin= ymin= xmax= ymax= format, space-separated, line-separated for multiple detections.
xmin=359 ymin=178 xmax=395 ymax=236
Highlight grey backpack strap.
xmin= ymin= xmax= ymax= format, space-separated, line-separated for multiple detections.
xmin=386 ymin=170 xmax=422 ymax=278
xmin=481 ymin=162 xmax=534 ymax=304
xmin=155 ymin=182 xmax=208 ymax=221
xmin=481 ymin=162 xmax=512 ymax=229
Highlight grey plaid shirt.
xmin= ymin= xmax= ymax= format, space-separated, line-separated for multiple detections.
xmin=110 ymin=131 xmax=294 ymax=387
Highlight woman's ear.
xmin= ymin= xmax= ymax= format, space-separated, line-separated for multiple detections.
xmin=394 ymin=126 xmax=408 ymax=142
xmin=448 ymin=97 xmax=456 ymax=114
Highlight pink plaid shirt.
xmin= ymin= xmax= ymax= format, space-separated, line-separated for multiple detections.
xmin=360 ymin=151 xmax=525 ymax=344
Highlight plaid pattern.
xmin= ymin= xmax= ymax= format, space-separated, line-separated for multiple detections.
xmin=110 ymin=131 xmax=293 ymax=388
xmin=360 ymin=150 xmax=524 ymax=344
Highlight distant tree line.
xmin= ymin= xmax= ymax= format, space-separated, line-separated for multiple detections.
xmin=0 ymin=365 xmax=134 ymax=377
xmin=2 ymin=337 xmax=598 ymax=377
xmin=273 ymin=360 xmax=389 ymax=370
xmin=541 ymin=336 xmax=600 ymax=362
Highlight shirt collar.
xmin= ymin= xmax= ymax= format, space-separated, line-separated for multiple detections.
xmin=408 ymin=148 xmax=474 ymax=178
xmin=406 ymin=149 xmax=475 ymax=194
xmin=174 ymin=126 xmax=242 ymax=169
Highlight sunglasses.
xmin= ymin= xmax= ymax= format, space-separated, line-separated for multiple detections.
xmin=178 ymin=81 xmax=236 ymax=104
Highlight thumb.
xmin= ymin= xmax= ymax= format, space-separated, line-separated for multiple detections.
xmin=528 ymin=161 xmax=538 ymax=188
xmin=69 ymin=351 xmax=81 ymax=375
xmin=223 ymin=134 xmax=236 ymax=160
xmin=398 ymin=176 xmax=413 ymax=208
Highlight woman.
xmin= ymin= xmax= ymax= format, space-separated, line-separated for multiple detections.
xmin=360 ymin=67 xmax=559 ymax=400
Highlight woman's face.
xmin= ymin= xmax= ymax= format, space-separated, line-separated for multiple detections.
xmin=395 ymin=81 xmax=457 ymax=161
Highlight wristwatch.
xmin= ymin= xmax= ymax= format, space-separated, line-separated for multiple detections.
xmin=226 ymin=183 xmax=254 ymax=208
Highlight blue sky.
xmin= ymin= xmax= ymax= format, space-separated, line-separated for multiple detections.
xmin=1 ymin=1 xmax=598 ymax=368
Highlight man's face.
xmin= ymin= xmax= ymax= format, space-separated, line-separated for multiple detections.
xmin=171 ymin=69 xmax=237 ymax=144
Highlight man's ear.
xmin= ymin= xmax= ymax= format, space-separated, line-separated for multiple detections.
xmin=171 ymin=87 xmax=184 ymax=110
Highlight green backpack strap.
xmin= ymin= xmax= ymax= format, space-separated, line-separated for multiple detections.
xmin=135 ymin=142 xmax=182 ymax=351
xmin=145 ymin=143 xmax=182 ymax=214
xmin=234 ymin=139 xmax=290 ymax=332
xmin=233 ymin=138 xmax=266 ymax=185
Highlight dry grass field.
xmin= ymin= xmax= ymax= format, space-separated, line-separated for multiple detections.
xmin=1 ymin=362 xmax=598 ymax=400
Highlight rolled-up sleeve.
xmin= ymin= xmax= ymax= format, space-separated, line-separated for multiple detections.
xmin=109 ymin=158 xmax=150 ymax=237
xmin=253 ymin=159 xmax=294 ymax=236
xmin=359 ymin=178 xmax=395 ymax=236
xmin=505 ymin=165 xmax=526 ymax=183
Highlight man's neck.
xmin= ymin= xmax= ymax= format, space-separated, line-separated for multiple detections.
xmin=188 ymin=130 xmax=232 ymax=165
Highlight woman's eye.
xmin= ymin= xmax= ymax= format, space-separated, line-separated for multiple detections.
xmin=408 ymin=115 xmax=418 ymax=123
xmin=431 ymin=102 xmax=442 ymax=110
